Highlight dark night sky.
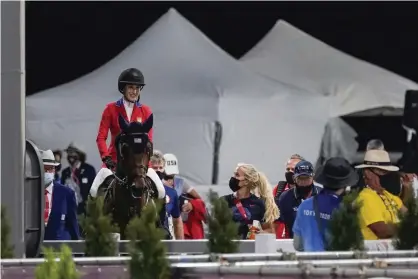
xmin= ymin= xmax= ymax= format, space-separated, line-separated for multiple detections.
xmin=26 ymin=1 xmax=418 ymax=96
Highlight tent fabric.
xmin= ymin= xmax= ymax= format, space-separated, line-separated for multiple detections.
xmin=241 ymin=20 xmax=418 ymax=118
xmin=27 ymin=9 xmax=327 ymax=185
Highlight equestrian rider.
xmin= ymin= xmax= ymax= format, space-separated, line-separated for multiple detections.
xmin=91 ymin=68 xmax=164 ymax=199
xmin=96 ymin=68 xmax=153 ymax=170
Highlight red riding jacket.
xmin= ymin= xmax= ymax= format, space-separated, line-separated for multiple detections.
xmin=96 ymin=98 xmax=153 ymax=163
xmin=183 ymin=199 xmax=206 ymax=239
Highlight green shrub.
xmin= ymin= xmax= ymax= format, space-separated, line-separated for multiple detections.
xmin=1 ymin=205 xmax=14 ymax=258
xmin=35 ymin=245 xmax=79 ymax=279
xmin=327 ymin=190 xmax=365 ymax=251
xmin=126 ymin=201 xmax=170 ymax=279
xmin=206 ymin=190 xmax=239 ymax=254
xmin=393 ymin=196 xmax=418 ymax=250
xmin=79 ymin=196 xmax=119 ymax=256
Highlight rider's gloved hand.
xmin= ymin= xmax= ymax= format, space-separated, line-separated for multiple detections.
xmin=102 ymin=156 xmax=116 ymax=170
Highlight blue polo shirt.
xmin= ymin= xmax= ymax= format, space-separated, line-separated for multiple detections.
xmin=292 ymin=190 xmax=343 ymax=251
xmin=163 ymin=186 xmax=180 ymax=233
xmin=278 ymin=186 xmax=321 ymax=238
xmin=222 ymin=194 xmax=265 ymax=239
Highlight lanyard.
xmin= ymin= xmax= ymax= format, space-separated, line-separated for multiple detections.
xmin=233 ymin=198 xmax=248 ymax=221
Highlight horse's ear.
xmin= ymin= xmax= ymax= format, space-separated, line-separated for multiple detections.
xmin=118 ymin=113 xmax=129 ymax=132
xmin=142 ymin=113 xmax=153 ymax=133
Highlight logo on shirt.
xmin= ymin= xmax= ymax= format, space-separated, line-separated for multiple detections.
xmin=165 ymin=195 xmax=170 ymax=204
xmin=137 ymin=117 xmax=142 ymax=123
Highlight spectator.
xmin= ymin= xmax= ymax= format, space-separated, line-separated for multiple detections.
xmin=163 ymin=153 xmax=201 ymax=199
xmin=278 ymin=160 xmax=321 ymax=238
xmin=292 ymin=157 xmax=358 ymax=251
xmin=52 ymin=150 xmax=62 ymax=182
xmin=355 ymin=139 xmax=385 ymax=190
xmin=150 ymin=151 xmax=200 ymax=199
xmin=179 ymin=194 xmax=206 ymax=239
xmin=222 ymin=163 xmax=280 ymax=239
xmin=41 ymin=149 xmax=79 ymax=240
xmin=273 ymin=154 xmax=304 ymax=239
xmin=61 ymin=142 xmax=96 ymax=216
xmin=162 ymin=185 xmax=184 ymax=239
xmin=355 ymin=149 xmax=407 ymax=240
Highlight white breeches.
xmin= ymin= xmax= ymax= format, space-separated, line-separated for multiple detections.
xmin=90 ymin=167 xmax=165 ymax=199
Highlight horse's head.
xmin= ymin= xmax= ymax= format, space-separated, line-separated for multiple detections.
xmin=116 ymin=113 xmax=153 ymax=188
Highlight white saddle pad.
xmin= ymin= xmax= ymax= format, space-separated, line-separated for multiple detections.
xmin=90 ymin=167 xmax=165 ymax=199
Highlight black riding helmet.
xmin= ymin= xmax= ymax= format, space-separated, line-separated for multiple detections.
xmin=118 ymin=68 xmax=145 ymax=93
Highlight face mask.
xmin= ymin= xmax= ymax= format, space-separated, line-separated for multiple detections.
xmin=229 ymin=177 xmax=241 ymax=192
xmin=55 ymin=165 xmax=61 ymax=172
xmin=156 ymin=171 xmax=164 ymax=180
xmin=379 ymin=171 xmax=401 ymax=196
xmin=67 ymin=156 xmax=79 ymax=166
xmin=296 ymin=185 xmax=313 ymax=198
xmin=285 ymin=172 xmax=295 ymax=185
xmin=44 ymin=172 xmax=54 ymax=186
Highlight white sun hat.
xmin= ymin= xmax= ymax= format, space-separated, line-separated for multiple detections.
xmin=41 ymin=149 xmax=60 ymax=166
xmin=355 ymin=149 xmax=399 ymax=172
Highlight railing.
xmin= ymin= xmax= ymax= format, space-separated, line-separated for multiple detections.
xmin=3 ymin=257 xmax=418 ymax=278
xmin=39 ymin=239 xmax=395 ymax=255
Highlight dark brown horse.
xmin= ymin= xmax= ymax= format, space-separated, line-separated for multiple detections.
xmin=96 ymin=113 xmax=164 ymax=239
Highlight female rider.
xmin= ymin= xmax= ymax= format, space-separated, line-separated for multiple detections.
xmin=96 ymin=68 xmax=153 ymax=169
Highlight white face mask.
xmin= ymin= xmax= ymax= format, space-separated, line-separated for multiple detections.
xmin=44 ymin=172 xmax=54 ymax=186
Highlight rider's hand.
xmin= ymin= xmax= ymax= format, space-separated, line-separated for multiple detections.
xmin=102 ymin=156 xmax=116 ymax=170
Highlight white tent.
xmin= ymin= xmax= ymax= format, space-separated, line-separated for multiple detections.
xmin=241 ymin=20 xmax=418 ymax=117
xmin=241 ymin=20 xmax=418 ymax=164
xmin=26 ymin=9 xmax=330 ymax=185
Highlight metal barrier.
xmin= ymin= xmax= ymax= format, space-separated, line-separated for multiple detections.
xmin=41 ymin=239 xmax=395 ymax=255
xmin=3 ymin=259 xmax=418 ymax=279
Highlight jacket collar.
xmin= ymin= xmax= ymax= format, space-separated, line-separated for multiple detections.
xmin=115 ymin=97 xmax=141 ymax=108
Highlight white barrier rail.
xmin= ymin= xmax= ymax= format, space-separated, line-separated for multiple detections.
xmin=41 ymin=239 xmax=395 ymax=254
xmin=2 ymin=251 xmax=418 ymax=266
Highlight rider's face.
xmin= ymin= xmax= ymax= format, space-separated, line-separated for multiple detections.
xmin=124 ymin=84 xmax=140 ymax=102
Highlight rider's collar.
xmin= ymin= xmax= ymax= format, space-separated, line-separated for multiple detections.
xmin=116 ymin=97 xmax=141 ymax=108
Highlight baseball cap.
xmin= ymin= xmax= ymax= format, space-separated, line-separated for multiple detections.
xmin=164 ymin=153 xmax=179 ymax=175
xmin=294 ymin=160 xmax=314 ymax=178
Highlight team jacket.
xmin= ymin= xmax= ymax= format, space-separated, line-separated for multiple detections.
xmin=96 ymin=98 xmax=154 ymax=163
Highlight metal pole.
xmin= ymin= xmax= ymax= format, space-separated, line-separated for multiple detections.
xmin=0 ymin=0 xmax=26 ymax=258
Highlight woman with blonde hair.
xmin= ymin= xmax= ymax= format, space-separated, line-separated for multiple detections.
xmin=222 ymin=163 xmax=280 ymax=239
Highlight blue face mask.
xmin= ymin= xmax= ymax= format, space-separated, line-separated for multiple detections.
xmin=44 ymin=172 xmax=54 ymax=186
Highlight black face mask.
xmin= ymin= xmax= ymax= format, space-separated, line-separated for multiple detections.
xmin=285 ymin=172 xmax=295 ymax=185
xmin=156 ymin=171 xmax=165 ymax=180
xmin=55 ymin=165 xmax=62 ymax=172
xmin=379 ymin=171 xmax=402 ymax=196
xmin=295 ymin=184 xmax=313 ymax=198
xmin=229 ymin=177 xmax=241 ymax=192
xmin=67 ymin=156 xmax=79 ymax=166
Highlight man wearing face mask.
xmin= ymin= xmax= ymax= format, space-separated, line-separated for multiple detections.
xmin=96 ymin=68 xmax=153 ymax=170
xmin=41 ymin=150 xmax=79 ymax=240
xmin=278 ymin=160 xmax=321 ymax=238
xmin=293 ymin=157 xmax=358 ymax=251
xmin=355 ymin=149 xmax=407 ymax=240
xmin=273 ymin=154 xmax=304 ymax=239
xmin=61 ymin=143 xmax=96 ymax=216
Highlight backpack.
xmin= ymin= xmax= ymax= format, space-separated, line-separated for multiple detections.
xmin=274 ymin=181 xmax=288 ymax=200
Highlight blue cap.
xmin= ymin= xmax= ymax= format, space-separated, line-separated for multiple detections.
xmin=294 ymin=160 xmax=314 ymax=177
